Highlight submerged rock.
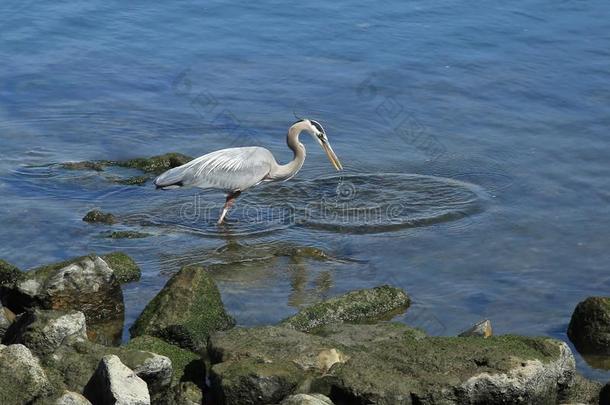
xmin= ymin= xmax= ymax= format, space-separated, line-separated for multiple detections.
xmin=114 ymin=152 xmax=193 ymax=174
xmin=83 ymin=354 xmax=150 ymax=405
xmin=125 ymin=335 xmax=204 ymax=386
xmin=55 ymin=391 xmax=92 ymax=405
xmin=113 ymin=175 xmax=150 ymax=186
xmin=2 ymin=255 xmax=124 ymax=345
xmin=208 ymin=323 xmax=576 ymax=405
xmin=568 ymin=296 xmax=610 ymax=355
xmin=0 ymin=258 xmax=23 ymax=287
xmin=3 ymin=309 xmax=87 ymax=357
xmin=0 ymin=344 xmax=52 ymax=404
xmin=130 ymin=266 xmax=234 ymax=351
xmin=458 ymin=319 xmax=493 ymax=338
xmin=106 ymin=230 xmax=151 ymax=240
xmin=101 ymin=252 xmax=142 ymax=284
xmin=280 ymin=393 xmax=334 ymax=405
xmin=83 ymin=210 xmax=117 ymax=225
xmin=61 ymin=161 xmax=105 ymax=171
xmin=279 ymin=285 xmax=410 ymax=332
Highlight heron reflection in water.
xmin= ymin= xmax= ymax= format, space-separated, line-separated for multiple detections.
xmin=154 ymin=119 xmax=342 ymax=224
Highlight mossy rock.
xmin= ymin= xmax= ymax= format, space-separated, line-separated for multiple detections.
xmin=114 ymin=152 xmax=193 ymax=174
xmin=61 ymin=161 xmax=105 ymax=171
xmin=101 ymin=252 xmax=141 ymax=284
xmin=113 ymin=175 xmax=150 ymax=186
xmin=130 ymin=266 xmax=234 ymax=351
xmin=0 ymin=344 xmax=53 ymax=404
xmin=0 ymin=258 xmax=23 ymax=288
xmin=105 ymin=230 xmax=151 ymax=239
xmin=82 ymin=210 xmax=117 ymax=225
xmin=126 ymin=335 xmax=204 ymax=386
xmin=209 ymin=323 xmax=576 ymax=405
xmin=279 ymin=285 xmax=410 ymax=332
xmin=567 ymin=296 xmax=610 ymax=355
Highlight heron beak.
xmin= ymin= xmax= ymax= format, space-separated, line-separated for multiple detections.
xmin=322 ymin=141 xmax=343 ymax=171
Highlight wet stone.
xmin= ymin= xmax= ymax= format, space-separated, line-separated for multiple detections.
xmin=83 ymin=210 xmax=117 ymax=225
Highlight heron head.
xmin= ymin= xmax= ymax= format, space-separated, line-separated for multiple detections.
xmin=302 ymin=119 xmax=343 ymax=171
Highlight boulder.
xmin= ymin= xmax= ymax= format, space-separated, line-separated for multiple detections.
xmin=61 ymin=161 xmax=105 ymax=171
xmin=83 ymin=354 xmax=150 ymax=405
xmin=55 ymin=391 xmax=93 ymax=405
xmin=101 ymin=252 xmax=141 ymax=284
xmin=568 ymin=296 xmax=610 ymax=355
xmin=162 ymin=381 xmax=204 ymax=405
xmin=0 ymin=344 xmax=52 ymax=404
xmin=82 ymin=210 xmax=117 ymax=225
xmin=562 ymin=373 xmax=601 ymax=404
xmin=0 ymin=258 xmax=23 ymax=287
xmin=125 ymin=335 xmax=204 ymax=386
xmin=280 ymin=393 xmax=334 ymax=405
xmin=279 ymin=285 xmax=410 ymax=332
xmin=130 ymin=266 xmax=234 ymax=351
xmin=45 ymin=339 xmax=171 ymax=395
xmin=0 ymin=302 xmax=12 ymax=339
xmin=3 ymin=309 xmax=87 ymax=357
xmin=208 ymin=326 xmax=351 ymax=404
xmin=458 ymin=319 xmax=493 ymax=338
xmin=2 ymin=255 xmax=124 ymax=345
xmin=208 ymin=323 xmax=576 ymax=405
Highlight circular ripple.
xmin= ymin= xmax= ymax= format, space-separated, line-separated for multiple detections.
xmin=249 ymin=173 xmax=488 ymax=233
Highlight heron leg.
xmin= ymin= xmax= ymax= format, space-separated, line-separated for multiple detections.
xmin=217 ymin=190 xmax=241 ymax=225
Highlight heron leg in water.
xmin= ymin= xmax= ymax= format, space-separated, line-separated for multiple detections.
xmin=218 ymin=190 xmax=241 ymax=224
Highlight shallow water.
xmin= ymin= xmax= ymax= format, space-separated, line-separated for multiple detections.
xmin=1 ymin=0 xmax=610 ymax=381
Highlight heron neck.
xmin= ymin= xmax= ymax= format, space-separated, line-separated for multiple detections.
xmin=271 ymin=122 xmax=307 ymax=181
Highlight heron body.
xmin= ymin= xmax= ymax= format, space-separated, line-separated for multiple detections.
xmin=154 ymin=119 xmax=342 ymax=224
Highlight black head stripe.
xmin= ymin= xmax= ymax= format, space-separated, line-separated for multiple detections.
xmin=292 ymin=119 xmax=305 ymax=126
xmin=309 ymin=120 xmax=325 ymax=134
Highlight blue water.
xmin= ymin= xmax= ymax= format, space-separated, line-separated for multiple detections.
xmin=2 ymin=0 xmax=610 ymax=381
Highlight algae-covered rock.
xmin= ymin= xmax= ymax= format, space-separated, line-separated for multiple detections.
xmin=568 ymin=296 xmax=610 ymax=355
xmin=3 ymin=309 xmax=87 ymax=357
xmin=208 ymin=323 xmax=575 ymax=405
xmin=0 ymin=258 xmax=23 ymax=287
xmin=101 ymin=252 xmax=142 ymax=284
xmin=0 ymin=303 xmax=12 ymax=339
xmin=115 ymin=152 xmax=193 ymax=174
xmin=114 ymin=175 xmax=150 ymax=186
xmin=280 ymin=393 xmax=334 ymax=405
xmin=61 ymin=161 xmax=105 ymax=171
xmin=562 ymin=373 xmax=601 ymax=404
xmin=458 ymin=319 xmax=493 ymax=338
xmin=106 ymin=231 xmax=151 ymax=239
xmin=130 ymin=266 xmax=234 ymax=351
xmin=2 ymin=255 xmax=124 ymax=345
xmin=160 ymin=381 xmax=204 ymax=405
xmin=126 ymin=335 xmax=204 ymax=386
xmin=82 ymin=209 xmax=117 ymax=225
xmin=0 ymin=344 xmax=52 ymax=404
xmin=83 ymin=354 xmax=150 ymax=405
xmin=208 ymin=326 xmax=351 ymax=404
xmin=279 ymin=285 xmax=410 ymax=332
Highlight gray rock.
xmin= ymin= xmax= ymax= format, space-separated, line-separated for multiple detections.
xmin=568 ymin=296 xmax=610 ymax=355
xmin=0 ymin=302 xmax=12 ymax=339
xmin=0 ymin=344 xmax=52 ymax=404
xmin=163 ymin=381 xmax=204 ymax=405
xmin=84 ymin=354 xmax=150 ymax=405
xmin=458 ymin=319 xmax=493 ymax=338
xmin=280 ymin=393 xmax=334 ymax=405
xmin=55 ymin=391 xmax=93 ymax=405
xmin=209 ymin=323 xmax=576 ymax=405
xmin=279 ymin=285 xmax=410 ymax=332
xmin=130 ymin=265 xmax=234 ymax=351
xmin=562 ymin=373 xmax=601 ymax=404
xmin=3 ymin=309 xmax=87 ymax=357
xmin=2 ymin=255 xmax=124 ymax=345
xmin=131 ymin=351 xmax=173 ymax=396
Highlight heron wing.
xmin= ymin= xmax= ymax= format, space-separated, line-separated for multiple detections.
xmin=154 ymin=146 xmax=275 ymax=191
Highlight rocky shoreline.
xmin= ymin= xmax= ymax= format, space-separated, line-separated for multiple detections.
xmin=0 ymin=252 xmax=607 ymax=404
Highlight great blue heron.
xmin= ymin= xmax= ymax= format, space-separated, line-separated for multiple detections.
xmin=154 ymin=119 xmax=343 ymax=224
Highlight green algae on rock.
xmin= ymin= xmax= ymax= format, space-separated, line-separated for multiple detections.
xmin=113 ymin=152 xmax=193 ymax=174
xmin=279 ymin=285 xmax=410 ymax=332
xmin=82 ymin=210 xmax=117 ymax=225
xmin=0 ymin=344 xmax=52 ymax=404
xmin=568 ymin=296 xmax=610 ymax=356
xmin=208 ymin=323 xmax=576 ymax=405
xmin=101 ymin=252 xmax=142 ymax=284
xmin=105 ymin=230 xmax=151 ymax=239
xmin=60 ymin=161 xmax=105 ymax=171
xmin=0 ymin=258 xmax=23 ymax=287
xmin=126 ymin=335 xmax=205 ymax=386
xmin=113 ymin=175 xmax=151 ymax=186
xmin=1 ymin=255 xmax=125 ymax=346
xmin=130 ymin=266 xmax=235 ymax=351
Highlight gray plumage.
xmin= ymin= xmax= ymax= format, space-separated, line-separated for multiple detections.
xmin=154 ymin=119 xmax=342 ymax=224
